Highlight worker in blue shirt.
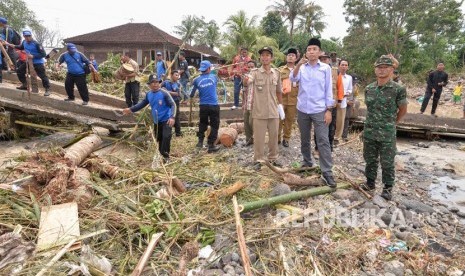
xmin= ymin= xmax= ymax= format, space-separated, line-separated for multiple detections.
xmin=57 ymin=43 xmax=96 ymax=105
xmin=162 ymin=70 xmax=182 ymax=136
xmin=155 ymin=51 xmax=167 ymax=80
xmin=123 ymin=75 xmax=176 ymax=162
xmin=6 ymin=29 xmax=51 ymax=95
xmin=190 ymin=60 xmax=220 ymax=153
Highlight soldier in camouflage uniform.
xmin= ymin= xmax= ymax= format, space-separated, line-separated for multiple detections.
xmin=362 ymin=55 xmax=408 ymax=200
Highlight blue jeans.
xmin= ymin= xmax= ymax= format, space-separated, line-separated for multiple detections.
xmin=233 ymin=76 xmax=242 ymax=107
xmin=180 ymin=78 xmax=189 ymax=100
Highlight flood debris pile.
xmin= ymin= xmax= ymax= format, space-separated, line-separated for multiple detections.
xmin=1 ymin=129 xmax=465 ymax=275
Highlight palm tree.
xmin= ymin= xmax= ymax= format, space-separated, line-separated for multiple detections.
xmin=267 ymin=0 xmax=306 ymax=41
xmin=195 ymin=20 xmax=221 ymax=49
xmin=223 ymin=10 xmax=259 ymax=50
xmin=174 ymin=15 xmax=205 ymax=45
xmin=297 ymin=2 xmax=326 ymax=37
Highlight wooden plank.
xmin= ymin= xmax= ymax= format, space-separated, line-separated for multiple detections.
xmin=37 ymin=202 xmax=80 ymax=251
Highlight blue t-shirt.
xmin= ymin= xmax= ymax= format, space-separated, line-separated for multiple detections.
xmin=130 ymin=89 xmax=176 ymax=123
xmin=190 ymin=73 xmax=218 ymax=105
xmin=91 ymin=60 xmax=98 ymax=71
xmin=156 ymin=60 xmax=167 ymax=79
xmin=161 ymin=80 xmax=181 ymax=102
xmin=59 ymin=52 xmax=90 ymax=75
xmin=18 ymin=40 xmax=45 ymax=64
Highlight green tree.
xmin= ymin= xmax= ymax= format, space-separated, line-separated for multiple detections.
xmin=195 ymin=20 xmax=221 ymax=49
xmin=223 ymin=10 xmax=259 ymax=51
xmin=267 ymin=0 xmax=306 ymax=41
xmin=0 ymin=0 xmax=43 ymax=33
xmin=174 ymin=15 xmax=205 ymax=45
xmin=296 ymin=2 xmax=326 ymax=37
xmin=260 ymin=11 xmax=290 ymax=49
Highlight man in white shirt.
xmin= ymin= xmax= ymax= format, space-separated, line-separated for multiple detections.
xmin=334 ymin=59 xmax=353 ymax=144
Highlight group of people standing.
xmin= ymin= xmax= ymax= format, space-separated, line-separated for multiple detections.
xmin=236 ymin=38 xmax=408 ymax=200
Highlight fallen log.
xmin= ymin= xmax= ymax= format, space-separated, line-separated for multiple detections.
xmin=82 ymin=157 xmax=120 ymax=179
xmin=229 ymin=122 xmax=244 ymax=134
xmin=211 ymin=181 xmax=246 ymax=198
xmin=240 ymin=183 xmax=351 ymax=213
xmin=64 ymin=134 xmax=103 ymax=166
xmin=215 ymin=127 xmax=238 ymax=147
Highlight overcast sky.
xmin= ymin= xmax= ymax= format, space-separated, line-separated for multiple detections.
xmin=24 ymin=0 xmax=348 ymax=41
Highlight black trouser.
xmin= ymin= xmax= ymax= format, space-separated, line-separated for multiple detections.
xmin=32 ymin=63 xmax=50 ymax=89
xmin=174 ymin=100 xmax=181 ymax=135
xmin=197 ymin=105 xmax=220 ymax=145
xmin=315 ymin=108 xmax=337 ymax=151
xmin=124 ymin=81 xmax=140 ymax=107
xmin=420 ymin=89 xmax=442 ymax=114
xmin=154 ymin=121 xmax=172 ymax=158
xmin=16 ymin=60 xmax=27 ymax=85
xmin=65 ymin=73 xmax=89 ymax=102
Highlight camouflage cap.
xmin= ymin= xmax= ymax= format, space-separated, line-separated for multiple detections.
xmin=374 ymin=55 xmax=393 ymax=67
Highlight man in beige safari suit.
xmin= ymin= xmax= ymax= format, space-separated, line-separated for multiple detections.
xmin=248 ymin=46 xmax=284 ymax=170
xmin=278 ymin=48 xmax=299 ymax=147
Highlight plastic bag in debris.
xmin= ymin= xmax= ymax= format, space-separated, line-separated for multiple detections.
xmin=63 ymin=262 xmax=91 ymax=276
xmin=81 ymin=244 xmax=112 ymax=275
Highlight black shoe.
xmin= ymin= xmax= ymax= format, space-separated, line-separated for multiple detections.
xmin=361 ymin=180 xmax=376 ymax=191
xmin=270 ymin=160 xmax=283 ymax=167
xmin=82 ymin=101 xmax=88 ymax=105
xmin=321 ymin=173 xmax=337 ymax=188
xmin=207 ymin=144 xmax=220 ymax=153
xmin=176 ymin=133 xmax=183 ymax=137
xmin=302 ymin=162 xmax=314 ymax=168
xmin=196 ymin=142 xmax=203 ymax=148
xmin=16 ymin=85 xmax=27 ymax=90
xmin=278 ymin=140 xmax=281 ymax=145
xmin=245 ymin=138 xmax=254 ymax=146
xmin=380 ymin=188 xmax=392 ymax=201
xmin=282 ymin=140 xmax=289 ymax=147
xmin=64 ymin=98 xmax=75 ymax=102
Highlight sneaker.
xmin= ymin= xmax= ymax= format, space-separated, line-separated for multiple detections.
xmin=361 ymin=180 xmax=376 ymax=191
xmin=16 ymin=84 xmax=27 ymax=90
xmin=207 ymin=144 xmax=220 ymax=153
xmin=380 ymin=188 xmax=392 ymax=201
xmin=64 ymin=98 xmax=75 ymax=102
xmin=82 ymin=101 xmax=88 ymax=105
xmin=44 ymin=89 xmax=51 ymax=96
xmin=431 ymin=114 xmax=438 ymax=118
xmin=176 ymin=133 xmax=183 ymax=137
xmin=196 ymin=141 xmax=203 ymax=148
xmin=321 ymin=172 xmax=337 ymax=188
xmin=302 ymin=162 xmax=314 ymax=168
xmin=230 ymin=106 xmax=238 ymax=110
xmin=282 ymin=140 xmax=289 ymax=147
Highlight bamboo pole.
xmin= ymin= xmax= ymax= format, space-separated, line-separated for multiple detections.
xmin=232 ymin=196 xmax=253 ymax=276
xmin=131 ymin=232 xmax=163 ymax=276
xmin=0 ymin=42 xmax=14 ymax=70
xmin=240 ymin=183 xmax=351 ymax=213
